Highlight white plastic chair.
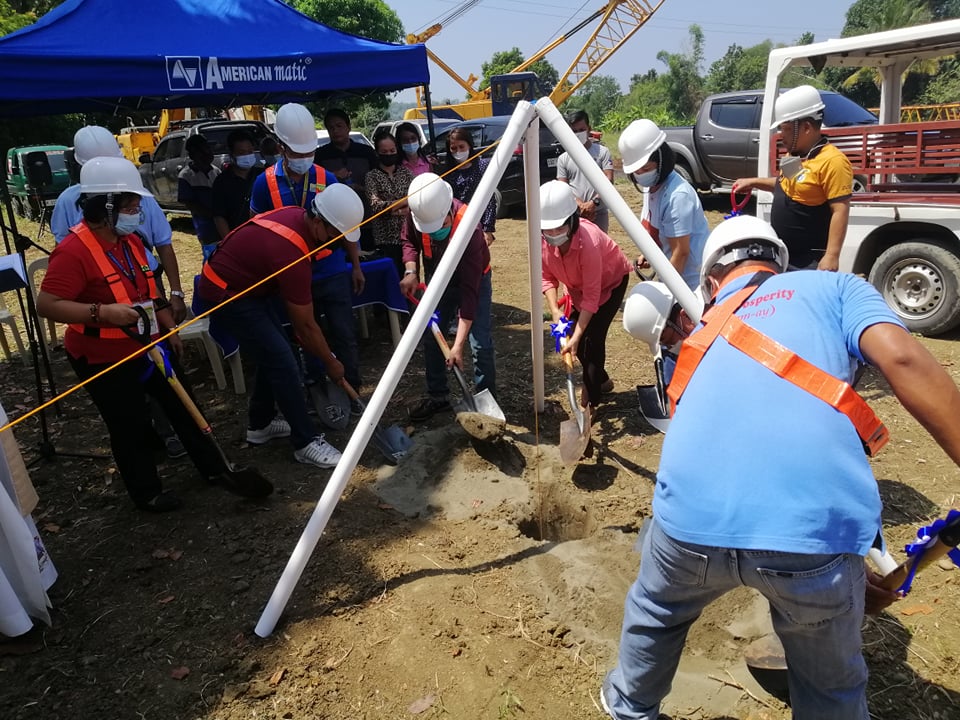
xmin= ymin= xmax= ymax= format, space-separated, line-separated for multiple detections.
xmin=177 ymin=314 xmax=245 ymax=394
xmin=0 ymin=294 xmax=29 ymax=366
xmin=26 ymin=257 xmax=58 ymax=349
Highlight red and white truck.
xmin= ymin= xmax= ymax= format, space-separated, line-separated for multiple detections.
xmin=758 ymin=19 xmax=960 ymax=335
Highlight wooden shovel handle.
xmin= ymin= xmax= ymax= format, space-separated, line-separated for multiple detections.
xmin=879 ymin=535 xmax=957 ymax=591
xmin=338 ymin=378 xmax=360 ymax=402
xmin=146 ymin=346 xmax=210 ymax=433
xmin=429 ymin=320 xmax=453 ymax=360
xmin=560 ymin=337 xmax=575 ymax=372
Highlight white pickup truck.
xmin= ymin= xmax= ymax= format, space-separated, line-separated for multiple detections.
xmin=757 ymin=20 xmax=960 ymax=335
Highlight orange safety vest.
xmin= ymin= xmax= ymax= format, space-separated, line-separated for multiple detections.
xmin=264 ymin=163 xmax=327 ymax=210
xmin=421 ymin=204 xmax=490 ymax=273
xmin=202 ymin=209 xmax=327 ymax=294
xmin=667 ymin=272 xmax=889 ymax=457
xmin=67 ymin=222 xmax=159 ymax=340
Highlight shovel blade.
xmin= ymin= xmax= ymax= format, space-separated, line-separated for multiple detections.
xmin=370 ymin=423 xmax=413 ymax=465
xmin=559 ymin=415 xmax=591 ymax=464
xmin=637 ymin=385 xmax=671 ymax=434
xmin=309 ymin=382 xmax=351 ymax=431
xmin=472 ymin=389 xmax=505 ymax=421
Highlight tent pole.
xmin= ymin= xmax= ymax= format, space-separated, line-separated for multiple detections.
xmin=423 ymin=85 xmax=437 ymax=153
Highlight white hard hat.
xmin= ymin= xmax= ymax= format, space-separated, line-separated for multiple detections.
xmin=408 ymin=173 xmax=454 ymax=233
xmin=79 ymin=156 xmax=152 ymax=198
xmin=73 ymin=126 xmax=122 ymax=165
xmin=275 ymin=103 xmax=318 ymax=154
xmin=623 ymin=281 xmax=675 ymax=351
xmin=619 ymin=119 xmax=666 ymax=174
xmin=773 ymin=85 xmax=825 ymax=126
xmin=699 ymin=215 xmax=788 ymax=296
xmin=311 ymin=184 xmax=364 ymax=243
xmin=539 ymin=180 xmax=578 ymax=230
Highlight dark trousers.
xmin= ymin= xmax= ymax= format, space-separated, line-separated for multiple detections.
xmin=69 ymin=350 xmax=224 ymax=507
xmin=312 ymin=271 xmax=361 ymax=390
xmin=572 ymin=273 xmax=629 ymax=406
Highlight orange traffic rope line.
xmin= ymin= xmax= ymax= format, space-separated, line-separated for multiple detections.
xmin=0 ymin=144 xmax=500 ymax=436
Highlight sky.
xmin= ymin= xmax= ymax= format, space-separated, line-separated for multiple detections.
xmin=387 ymin=0 xmax=854 ymax=104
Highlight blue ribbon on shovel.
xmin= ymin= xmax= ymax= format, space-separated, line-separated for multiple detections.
xmin=897 ymin=509 xmax=960 ymax=594
xmin=550 ymin=315 xmax=573 ymax=353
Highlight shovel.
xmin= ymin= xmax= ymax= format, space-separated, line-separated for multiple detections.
xmin=636 ymin=355 xmax=671 ymax=433
xmin=308 ymin=379 xmax=351 ymax=431
xmin=124 ymin=311 xmax=273 ymax=498
xmin=558 ymin=339 xmax=591 ymax=463
xmin=338 ymin=380 xmax=413 ymax=465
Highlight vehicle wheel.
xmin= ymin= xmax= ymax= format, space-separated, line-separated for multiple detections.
xmin=851 ymin=175 xmax=868 ymax=193
xmin=11 ymin=196 xmax=26 ymax=218
xmin=674 ymin=162 xmax=695 ymax=188
xmin=23 ymin=199 xmax=36 ymax=221
xmin=494 ymin=189 xmax=510 ymax=219
xmin=868 ymin=240 xmax=960 ymax=335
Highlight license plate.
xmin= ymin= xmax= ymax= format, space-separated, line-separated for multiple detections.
xmin=547 ymin=157 xmax=558 ymax=168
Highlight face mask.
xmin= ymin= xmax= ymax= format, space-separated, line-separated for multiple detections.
xmin=779 ymin=155 xmax=803 ymax=180
xmin=452 ymin=150 xmax=470 ymax=163
xmin=575 ymin=130 xmax=589 ymax=144
xmin=542 ymin=229 xmax=568 ymax=247
xmin=378 ymin=153 xmax=399 ymax=167
xmin=633 ymin=169 xmax=659 ymax=188
xmin=428 ymin=225 xmax=452 ymax=241
xmin=114 ymin=211 xmax=142 ymax=235
xmin=402 ymin=142 xmax=420 ymax=155
xmin=234 ymin=153 xmax=256 ymax=169
xmin=286 ymin=156 xmax=313 ymax=175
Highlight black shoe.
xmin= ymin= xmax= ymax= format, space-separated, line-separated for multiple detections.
xmin=408 ymin=397 xmax=451 ymax=422
xmin=136 ymin=491 xmax=183 ymax=513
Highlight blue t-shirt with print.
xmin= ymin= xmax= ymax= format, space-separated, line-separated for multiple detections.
xmin=655 ymin=270 xmax=904 ymax=557
xmin=646 ymin=170 xmax=710 ymax=289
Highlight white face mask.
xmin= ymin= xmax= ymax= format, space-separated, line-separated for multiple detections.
xmin=542 ymin=229 xmax=568 ymax=247
xmin=452 ymin=150 xmax=470 ymax=163
xmin=779 ymin=155 xmax=803 ymax=180
xmin=574 ymin=130 xmax=589 ymax=144
xmin=633 ymin=169 xmax=659 ymax=188
xmin=234 ymin=153 xmax=257 ymax=169
xmin=286 ymin=156 xmax=313 ymax=175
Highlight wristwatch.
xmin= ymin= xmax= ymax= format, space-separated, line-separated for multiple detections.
xmin=169 ymin=290 xmax=185 ymax=299
xmin=404 ymin=269 xmax=417 ymax=276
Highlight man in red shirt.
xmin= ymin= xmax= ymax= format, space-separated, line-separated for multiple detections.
xmin=197 ymin=184 xmax=364 ymax=469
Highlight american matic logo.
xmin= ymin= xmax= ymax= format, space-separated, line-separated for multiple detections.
xmin=165 ymin=56 xmax=311 ymax=92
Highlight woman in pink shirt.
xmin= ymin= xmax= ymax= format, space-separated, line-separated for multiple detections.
xmin=397 ymin=122 xmax=435 ymax=177
xmin=540 ymin=181 xmax=632 ymax=410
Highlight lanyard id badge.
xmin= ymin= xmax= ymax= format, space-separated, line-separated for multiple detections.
xmin=133 ymin=301 xmax=158 ymax=337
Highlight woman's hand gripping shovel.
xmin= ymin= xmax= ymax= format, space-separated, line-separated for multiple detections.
xmin=552 ymin=317 xmax=591 ymax=463
xmin=125 ymin=307 xmax=272 ymax=498
xmin=407 ymin=289 xmax=505 ymax=442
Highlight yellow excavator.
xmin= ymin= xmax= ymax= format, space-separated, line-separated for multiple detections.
xmin=403 ymin=0 xmax=665 ymax=120
xmin=117 ymin=105 xmax=271 ymax=165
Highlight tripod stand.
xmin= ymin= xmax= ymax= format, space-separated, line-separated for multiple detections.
xmin=0 ymin=182 xmax=107 ymax=465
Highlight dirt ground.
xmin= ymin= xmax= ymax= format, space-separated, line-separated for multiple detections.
xmin=1 ymin=188 xmax=959 ymax=720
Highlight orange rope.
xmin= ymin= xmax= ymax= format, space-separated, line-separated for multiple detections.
xmin=0 ymin=147 xmax=498 ymax=435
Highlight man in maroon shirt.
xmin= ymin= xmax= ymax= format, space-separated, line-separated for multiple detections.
xmin=197 ymin=185 xmax=364 ymax=469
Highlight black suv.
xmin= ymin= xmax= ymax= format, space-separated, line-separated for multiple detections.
xmin=433 ymin=116 xmax=564 ymax=217
xmin=138 ymin=120 xmax=274 ymax=211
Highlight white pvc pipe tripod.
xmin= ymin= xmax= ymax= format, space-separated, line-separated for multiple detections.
xmin=522 ymin=115 xmax=545 ymax=413
xmin=254 ymin=101 xmax=539 ymax=638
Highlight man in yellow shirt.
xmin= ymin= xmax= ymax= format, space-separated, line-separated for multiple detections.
xmin=734 ymin=85 xmax=853 ymax=271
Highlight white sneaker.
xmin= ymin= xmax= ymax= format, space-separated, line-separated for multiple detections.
xmin=246 ymin=418 xmax=291 ymax=445
xmin=294 ymin=436 xmax=342 ymax=468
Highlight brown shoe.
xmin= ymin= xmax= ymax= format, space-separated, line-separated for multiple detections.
xmin=600 ymin=379 xmax=615 ymax=394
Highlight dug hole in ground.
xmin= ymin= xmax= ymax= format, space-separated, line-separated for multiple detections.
xmin=2 ymin=189 xmax=959 ymax=720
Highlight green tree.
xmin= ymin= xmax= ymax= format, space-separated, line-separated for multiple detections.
xmin=705 ymin=41 xmax=772 ymax=94
xmin=563 ymin=75 xmax=621 ymax=127
xmin=655 ymin=24 xmax=705 ymax=122
xmin=478 ymin=47 xmax=560 ymax=96
xmin=289 ymin=0 xmax=405 ymax=133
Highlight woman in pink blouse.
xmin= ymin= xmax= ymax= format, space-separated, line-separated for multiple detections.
xmin=397 ymin=122 xmax=435 ymax=178
xmin=540 ymin=181 xmax=632 ymax=410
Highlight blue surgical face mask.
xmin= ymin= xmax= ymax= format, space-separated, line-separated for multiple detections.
xmin=114 ymin=210 xmax=142 ymax=236
xmin=234 ymin=153 xmax=257 ymax=169
xmin=402 ymin=141 xmax=420 ymax=155
xmin=633 ymin=169 xmax=659 ymax=188
xmin=287 ymin=156 xmax=313 ymax=175
xmin=428 ymin=225 xmax=452 ymax=241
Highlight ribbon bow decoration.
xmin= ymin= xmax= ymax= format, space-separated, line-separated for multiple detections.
xmin=897 ymin=509 xmax=960 ymax=594
xmin=550 ymin=315 xmax=573 ymax=353
xmin=725 ymin=189 xmax=751 ymax=219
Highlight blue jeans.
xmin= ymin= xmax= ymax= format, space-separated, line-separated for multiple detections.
xmin=424 ymin=271 xmax=496 ymax=399
xmin=310 ymin=271 xmax=361 ymax=390
xmin=213 ymin=295 xmax=316 ymax=450
xmin=603 ymin=517 xmax=868 ymax=720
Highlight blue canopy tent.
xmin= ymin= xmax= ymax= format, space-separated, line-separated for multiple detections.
xmin=0 ymin=0 xmax=430 ymax=117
